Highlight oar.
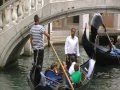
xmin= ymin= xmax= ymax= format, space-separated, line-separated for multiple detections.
xmin=105 ymin=32 xmax=114 ymax=47
xmin=50 ymin=43 xmax=74 ymax=90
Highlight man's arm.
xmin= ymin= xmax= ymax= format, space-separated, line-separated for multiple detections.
xmin=102 ymin=23 xmax=106 ymax=32
xmin=44 ymin=31 xmax=50 ymax=39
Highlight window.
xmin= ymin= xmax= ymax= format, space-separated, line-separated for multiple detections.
xmin=73 ymin=16 xmax=79 ymax=23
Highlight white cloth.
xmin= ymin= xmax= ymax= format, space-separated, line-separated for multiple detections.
xmin=68 ymin=62 xmax=76 ymax=75
xmin=86 ymin=59 xmax=96 ymax=78
xmin=65 ymin=36 xmax=80 ymax=56
xmin=39 ymin=72 xmax=47 ymax=86
xmin=91 ymin=13 xmax=103 ymax=29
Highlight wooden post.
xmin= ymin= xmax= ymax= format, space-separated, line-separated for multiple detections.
xmin=48 ymin=23 xmax=50 ymax=47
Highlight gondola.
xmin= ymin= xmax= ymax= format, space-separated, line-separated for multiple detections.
xmin=27 ymin=59 xmax=95 ymax=90
xmin=82 ymin=29 xmax=120 ymax=65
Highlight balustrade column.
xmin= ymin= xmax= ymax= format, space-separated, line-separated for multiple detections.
xmin=4 ymin=5 xmax=12 ymax=30
xmin=31 ymin=0 xmax=36 ymax=12
xmin=17 ymin=1 xmax=24 ymax=20
xmin=5 ymin=5 xmax=12 ymax=24
xmin=36 ymin=0 xmax=43 ymax=9
xmin=31 ymin=0 xmax=35 ymax=9
xmin=12 ymin=2 xmax=18 ymax=23
xmin=24 ymin=0 xmax=31 ymax=16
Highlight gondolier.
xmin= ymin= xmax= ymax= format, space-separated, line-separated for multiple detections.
xmin=65 ymin=28 xmax=80 ymax=69
xmin=30 ymin=15 xmax=50 ymax=68
xmin=30 ymin=15 xmax=50 ymax=88
xmin=90 ymin=13 xmax=106 ymax=43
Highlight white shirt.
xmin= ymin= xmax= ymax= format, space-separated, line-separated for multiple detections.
xmin=91 ymin=13 xmax=103 ymax=29
xmin=68 ymin=62 xmax=76 ymax=75
xmin=65 ymin=36 xmax=80 ymax=56
xmin=86 ymin=59 xmax=96 ymax=78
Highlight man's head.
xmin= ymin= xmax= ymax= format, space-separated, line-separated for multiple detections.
xmin=34 ymin=15 xmax=39 ymax=24
xmin=71 ymin=28 xmax=76 ymax=38
xmin=50 ymin=62 xmax=57 ymax=70
xmin=74 ymin=63 xmax=79 ymax=71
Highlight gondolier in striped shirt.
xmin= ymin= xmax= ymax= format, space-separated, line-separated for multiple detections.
xmin=65 ymin=28 xmax=80 ymax=70
xmin=30 ymin=15 xmax=50 ymax=69
xmin=90 ymin=13 xmax=106 ymax=43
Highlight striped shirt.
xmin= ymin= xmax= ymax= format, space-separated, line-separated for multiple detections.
xmin=30 ymin=24 xmax=45 ymax=50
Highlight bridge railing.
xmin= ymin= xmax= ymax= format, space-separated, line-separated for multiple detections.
xmin=0 ymin=0 xmax=120 ymax=33
xmin=0 ymin=0 xmax=45 ymax=31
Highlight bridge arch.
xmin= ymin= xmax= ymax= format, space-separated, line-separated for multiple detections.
xmin=0 ymin=26 xmax=30 ymax=68
xmin=1 ymin=0 xmax=120 ymax=68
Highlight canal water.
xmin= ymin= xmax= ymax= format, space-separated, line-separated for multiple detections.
xmin=0 ymin=44 xmax=120 ymax=90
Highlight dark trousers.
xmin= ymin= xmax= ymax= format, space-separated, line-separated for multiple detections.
xmin=30 ymin=49 xmax=44 ymax=88
xmin=34 ymin=49 xmax=44 ymax=68
xmin=66 ymin=54 xmax=77 ymax=70
xmin=90 ymin=26 xmax=98 ymax=43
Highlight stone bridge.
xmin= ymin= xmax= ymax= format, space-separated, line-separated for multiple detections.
xmin=0 ymin=0 xmax=120 ymax=68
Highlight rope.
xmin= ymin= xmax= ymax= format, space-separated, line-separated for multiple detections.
xmin=50 ymin=42 xmax=74 ymax=90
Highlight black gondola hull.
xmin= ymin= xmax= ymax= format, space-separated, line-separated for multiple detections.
xmin=27 ymin=59 xmax=95 ymax=90
xmin=82 ymin=29 xmax=120 ymax=66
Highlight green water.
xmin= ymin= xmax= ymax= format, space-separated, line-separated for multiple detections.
xmin=0 ymin=44 xmax=87 ymax=90
xmin=0 ymin=45 xmax=120 ymax=90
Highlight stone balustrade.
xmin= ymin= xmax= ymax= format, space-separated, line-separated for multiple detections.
xmin=0 ymin=0 xmax=44 ymax=31
xmin=0 ymin=0 xmax=80 ymax=31
xmin=1 ymin=0 xmax=120 ymax=31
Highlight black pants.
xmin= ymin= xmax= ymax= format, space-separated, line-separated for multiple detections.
xmin=90 ymin=26 xmax=98 ymax=43
xmin=34 ymin=49 xmax=44 ymax=67
xmin=66 ymin=54 xmax=77 ymax=70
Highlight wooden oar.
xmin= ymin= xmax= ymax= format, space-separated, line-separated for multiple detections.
xmin=50 ymin=43 xmax=74 ymax=90
xmin=105 ymin=32 xmax=114 ymax=47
